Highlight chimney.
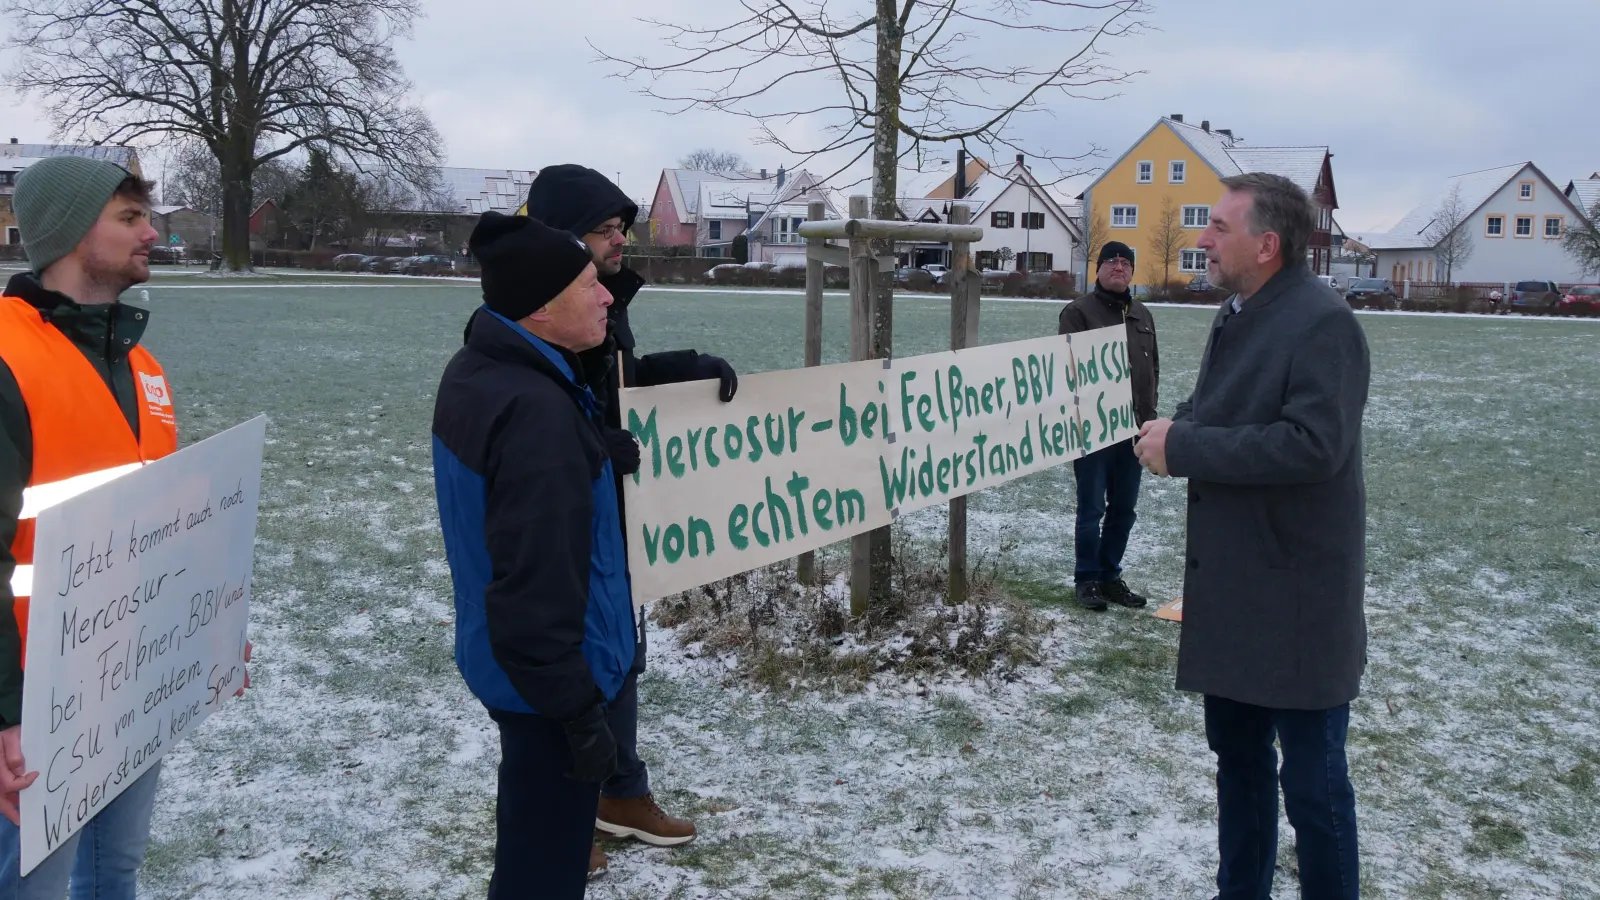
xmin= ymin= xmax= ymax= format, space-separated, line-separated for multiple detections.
xmin=776 ymin=166 xmax=786 ymax=189
xmin=1170 ymin=114 xmax=1183 ymax=123
xmin=954 ymin=148 xmax=968 ymax=199
xmin=1016 ymin=153 xmax=1025 ymax=166
xmin=760 ymin=168 xmax=767 ymax=180
xmin=1201 ymin=120 xmax=1210 ymax=133
xmin=7 ymin=138 xmax=15 ymax=144
xmin=1217 ymin=128 xmax=1234 ymax=141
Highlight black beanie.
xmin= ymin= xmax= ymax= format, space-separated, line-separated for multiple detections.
xmin=526 ymin=164 xmax=639 ymax=236
xmin=1098 ymin=240 xmax=1135 ymax=271
xmin=469 ymin=212 xmax=594 ymax=321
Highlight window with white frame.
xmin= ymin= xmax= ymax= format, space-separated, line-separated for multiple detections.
xmin=1518 ymin=181 xmax=1534 ymax=200
xmin=990 ymin=210 xmax=1014 ymax=229
xmin=4 ymin=227 xmax=17 ymax=246
xmin=1180 ymin=248 xmax=1207 ymax=273
xmin=1544 ymin=216 xmax=1563 ymax=238
xmin=1485 ymin=215 xmax=1504 ymax=237
xmin=1169 ymin=160 xmax=1186 ymax=184
xmin=1515 ymin=215 xmax=1533 ymax=237
xmin=1111 ymin=205 xmax=1138 ymax=228
xmin=1182 ymin=205 xmax=1210 ymax=228
xmin=776 ymin=217 xmax=804 ymax=243
xmin=1136 ymin=161 xmax=1153 ymax=184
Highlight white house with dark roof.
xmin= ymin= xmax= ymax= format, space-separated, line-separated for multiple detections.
xmin=1347 ymin=162 xmax=1591 ymax=285
xmin=896 ymin=155 xmax=1079 ymax=272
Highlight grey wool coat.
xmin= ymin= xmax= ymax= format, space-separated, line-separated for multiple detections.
xmin=1165 ymin=264 xmax=1371 ymax=711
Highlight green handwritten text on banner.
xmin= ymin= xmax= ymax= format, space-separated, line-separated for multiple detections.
xmin=622 ymin=326 xmax=1133 ymax=599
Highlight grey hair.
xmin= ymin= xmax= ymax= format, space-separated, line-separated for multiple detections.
xmin=1220 ymin=172 xmax=1316 ymax=268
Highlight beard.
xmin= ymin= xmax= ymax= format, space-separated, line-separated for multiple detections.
xmin=84 ymin=249 xmax=150 ymax=297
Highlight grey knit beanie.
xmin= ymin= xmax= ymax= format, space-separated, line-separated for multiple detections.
xmin=14 ymin=156 xmax=135 ymax=274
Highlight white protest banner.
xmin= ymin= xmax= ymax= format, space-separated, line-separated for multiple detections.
xmin=623 ymin=326 xmax=1134 ymax=598
xmin=18 ymin=416 xmax=266 ymax=874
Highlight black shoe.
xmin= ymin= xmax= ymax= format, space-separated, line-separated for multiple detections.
xmin=1076 ymin=582 xmax=1108 ymax=611
xmin=1102 ymin=579 xmax=1148 ymax=609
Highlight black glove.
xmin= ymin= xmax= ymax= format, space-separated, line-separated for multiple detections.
xmin=693 ymin=355 xmax=739 ymax=402
xmin=603 ymin=426 xmax=641 ymax=476
xmin=559 ymin=703 xmax=618 ymax=783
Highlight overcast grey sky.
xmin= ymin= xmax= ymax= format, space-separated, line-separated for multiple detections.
xmin=1 ymin=0 xmax=1595 ymax=232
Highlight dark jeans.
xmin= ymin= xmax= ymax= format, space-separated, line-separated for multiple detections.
xmin=601 ymin=669 xmax=650 ymax=799
xmin=487 ymin=710 xmax=600 ymax=900
xmin=1204 ymin=696 xmax=1361 ymax=900
xmin=1072 ymin=440 xmax=1143 ymax=584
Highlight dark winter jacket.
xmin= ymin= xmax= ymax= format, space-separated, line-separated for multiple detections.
xmin=1165 ymin=265 xmax=1370 ymax=711
xmin=432 ymin=308 xmax=636 ymax=720
xmin=0 ymin=272 xmax=150 ymax=727
xmin=1058 ymin=283 xmax=1160 ymax=425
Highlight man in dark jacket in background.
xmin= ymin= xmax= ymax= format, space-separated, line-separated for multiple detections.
xmin=1058 ymin=241 xmax=1159 ymax=612
xmin=1135 ymin=173 xmax=1369 ymax=900
xmin=433 ymin=212 xmax=632 ymax=898
xmin=523 ymin=165 xmax=734 ymax=857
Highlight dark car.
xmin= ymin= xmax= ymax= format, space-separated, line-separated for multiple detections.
xmin=1345 ymin=277 xmax=1398 ymax=309
xmin=402 ymin=254 xmax=457 ymax=276
xmin=332 ymin=253 xmax=372 ymax=272
xmin=1508 ymin=280 xmax=1561 ymax=313
xmin=362 ymin=256 xmax=404 ymax=274
xmin=1558 ymin=285 xmax=1600 ymax=316
xmin=1186 ymin=274 xmax=1214 ymax=292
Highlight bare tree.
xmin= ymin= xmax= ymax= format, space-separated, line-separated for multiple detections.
xmin=4 ymin=0 xmax=443 ymax=271
xmin=1077 ymin=202 xmax=1107 ymax=285
xmin=679 ymin=148 xmax=749 ymax=173
xmin=161 ymin=139 xmax=295 ymax=218
xmin=1562 ymin=202 xmax=1600 ymax=280
xmin=1424 ymin=184 xmax=1475 ymax=283
xmin=1148 ymin=196 xmax=1182 ymax=288
xmin=602 ymin=0 xmax=1149 ymax=604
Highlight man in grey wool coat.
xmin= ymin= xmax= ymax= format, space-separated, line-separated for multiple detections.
xmin=1133 ymin=172 xmax=1370 ymax=900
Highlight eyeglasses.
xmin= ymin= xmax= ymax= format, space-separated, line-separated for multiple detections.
xmin=1101 ymin=258 xmax=1133 ymax=270
xmin=588 ymin=224 xmax=625 ymax=241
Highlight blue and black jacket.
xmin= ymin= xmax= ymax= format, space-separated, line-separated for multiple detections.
xmin=432 ymin=308 xmax=636 ymax=719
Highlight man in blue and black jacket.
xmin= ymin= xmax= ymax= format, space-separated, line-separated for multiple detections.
xmin=432 ymin=211 xmax=633 ymax=898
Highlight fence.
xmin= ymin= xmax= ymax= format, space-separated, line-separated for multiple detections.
xmin=1404 ymin=281 xmax=1503 ymax=301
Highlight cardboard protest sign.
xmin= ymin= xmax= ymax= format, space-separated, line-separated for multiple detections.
xmin=1153 ymin=598 xmax=1184 ymax=622
xmin=18 ymin=416 xmax=266 ymax=874
xmin=622 ymin=327 xmax=1134 ymax=599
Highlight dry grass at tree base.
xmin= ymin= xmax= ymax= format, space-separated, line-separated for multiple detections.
xmin=653 ymin=532 xmax=1051 ymax=692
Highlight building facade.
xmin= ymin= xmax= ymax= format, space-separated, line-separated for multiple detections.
xmin=1349 ymin=162 xmax=1590 ymax=285
xmin=1078 ymin=115 xmax=1337 ymax=287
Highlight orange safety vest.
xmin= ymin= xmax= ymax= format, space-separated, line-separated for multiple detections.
xmin=0 ymin=294 xmax=178 ymax=667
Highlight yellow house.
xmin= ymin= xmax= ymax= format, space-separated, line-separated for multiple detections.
xmin=1078 ymin=115 xmax=1338 ymax=288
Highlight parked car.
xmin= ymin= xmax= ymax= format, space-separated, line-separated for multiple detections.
xmin=402 ymin=254 xmax=457 ymax=276
xmin=1315 ymin=274 xmax=1343 ymax=291
xmin=1558 ymin=285 xmax=1600 ymax=316
xmin=147 ymin=246 xmax=185 ymax=265
xmin=361 ymin=256 xmax=404 ymax=273
xmin=1344 ymin=277 xmax=1398 ymax=308
xmin=1186 ymin=274 xmax=1215 ymax=292
xmin=332 ymin=253 xmax=372 ymax=272
xmin=1508 ymin=280 xmax=1562 ymax=313
xmin=920 ymin=264 xmax=949 ymax=284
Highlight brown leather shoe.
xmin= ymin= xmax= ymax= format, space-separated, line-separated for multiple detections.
xmin=588 ymin=842 xmax=608 ymax=880
xmin=596 ymin=794 xmax=697 ymax=847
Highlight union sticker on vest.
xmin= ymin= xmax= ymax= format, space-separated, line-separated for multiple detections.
xmin=139 ymin=372 xmax=172 ymax=407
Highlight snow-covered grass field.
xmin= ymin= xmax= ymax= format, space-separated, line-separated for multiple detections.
xmin=130 ymin=273 xmax=1599 ymax=899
